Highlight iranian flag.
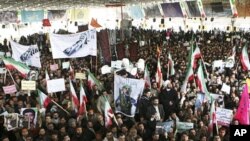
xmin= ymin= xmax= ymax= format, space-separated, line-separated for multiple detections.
xmin=104 ymin=100 xmax=114 ymax=127
xmin=78 ymin=83 xmax=88 ymax=115
xmin=144 ymin=64 xmax=151 ymax=89
xmin=87 ymin=70 xmax=103 ymax=90
xmin=168 ymin=52 xmax=175 ymax=76
xmin=208 ymin=99 xmax=218 ymax=137
xmin=2 ymin=57 xmax=30 ymax=78
xmin=180 ymin=65 xmax=194 ymax=93
xmin=240 ymin=44 xmax=250 ymax=71
xmin=70 ymin=81 xmax=79 ymax=112
xmin=196 ymin=62 xmax=211 ymax=100
xmin=69 ymin=65 xmax=75 ymax=80
xmin=155 ymin=57 xmax=163 ymax=89
xmin=38 ymin=90 xmax=51 ymax=108
xmin=191 ymin=45 xmax=201 ymax=69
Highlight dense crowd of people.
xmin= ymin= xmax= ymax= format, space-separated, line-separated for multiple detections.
xmin=0 ymin=28 xmax=249 ymax=141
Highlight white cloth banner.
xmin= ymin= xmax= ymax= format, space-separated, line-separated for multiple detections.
xmin=114 ymin=75 xmax=145 ymax=117
xmin=176 ymin=122 xmax=194 ymax=133
xmin=10 ymin=40 xmax=41 ymax=68
xmin=216 ymin=107 xmax=233 ymax=126
xmin=47 ymin=78 xmax=65 ymax=93
xmin=50 ymin=29 xmax=97 ymax=59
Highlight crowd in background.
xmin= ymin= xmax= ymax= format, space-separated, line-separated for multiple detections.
xmin=0 ymin=28 xmax=249 ymax=141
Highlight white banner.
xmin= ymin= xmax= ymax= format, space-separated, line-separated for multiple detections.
xmin=114 ymin=75 xmax=145 ymax=117
xmin=47 ymin=78 xmax=65 ymax=93
xmin=50 ymin=29 xmax=97 ymax=59
xmin=176 ymin=122 xmax=194 ymax=133
xmin=216 ymin=107 xmax=233 ymax=126
xmin=10 ymin=40 xmax=41 ymax=68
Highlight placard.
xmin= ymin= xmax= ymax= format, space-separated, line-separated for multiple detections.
xmin=111 ymin=60 xmax=122 ymax=69
xmin=75 ymin=73 xmax=86 ymax=79
xmin=47 ymin=78 xmax=65 ymax=93
xmin=21 ymin=81 xmax=36 ymax=91
xmin=50 ymin=64 xmax=58 ymax=71
xmin=216 ymin=107 xmax=233 ymax=126
xmin=221 ymin=83 xmax=231 ymax=94
xmin=3 ymin=85 xmax=17 ymax=94
xmin=62 ymin=61 xmax=70 ymax=69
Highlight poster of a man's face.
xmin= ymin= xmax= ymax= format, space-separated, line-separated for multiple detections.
xmin=21 ymin=108 xmax=37 ymax=129
xmin=4 ymin=113 xmax=19 ymax=131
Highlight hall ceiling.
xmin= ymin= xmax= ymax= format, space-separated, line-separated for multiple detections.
xmin=0 ymin=0 xmax=163 ymax=11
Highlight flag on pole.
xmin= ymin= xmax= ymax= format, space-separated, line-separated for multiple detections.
xmin=45 ymin=69 xmax=50 ymax=80
xmin=196 ymin=62 xmax=211 ymax=101
xmin=155 ymin=57 xmax=163 ymax=89
xmin=70 ymin=81 xmax=79 ymax=112
xmin=37 ymin=90 xmax=51 ymax=108
xmin=180 ymin=64 xmax=194 ymax=93
xmin=234 ymin=84 xmax=250 ymax=125
xmin=69 ymin=65 xmax=75 ymax=80
xmin=78 ymin=83 xmax=88 ymax=115
xmin=2 ymin=57 xmax=30 ymax=78
xmin=144 ymin=64 xmax=151 ymax=89
xmin=240 ymin=43 xmax=250 ymax=71
xmin=104 ymin=99 xmax=114 ymax=127
xmin=168 ymin=52 xmax=175 ymax=76
xmin=87 ymin=70 xmax=103 ymax=90
xmin=208 ymin=99 xmax=218 ymax=137
xmin=191 ymin=45 xmax=201 ymax=69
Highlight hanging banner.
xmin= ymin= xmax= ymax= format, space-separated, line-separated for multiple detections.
xmin=21 ymin=10 xmax=44 ymax=23
xmin=0 ymin=11 xmax=18 ymax=24
xmin=161 ymin=2 xmax=183 ymax=17
xmin=50 ymin=29 xmax=97 ymax=59
xmin=197 ymin=0 xmax=206 ymax=17
xmin=47 ymin=10 xmax=67 ymax=21
xmin=229 ymin=0 xmax=238 ymax=16
xmin=114 ymin=75 xmax=145 ymax=117
xmin=10 ymin=40 xmax=41 ymax=68
xmin=68 ymin=8 xmax=90 ymax=21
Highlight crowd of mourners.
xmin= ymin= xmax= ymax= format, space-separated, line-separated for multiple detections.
xmin=0 ymin=28 xmax=250 ymax=141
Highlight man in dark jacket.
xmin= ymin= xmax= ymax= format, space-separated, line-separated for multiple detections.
xmin=159 ymin=82 xmax=178 ymax=120
xmin=138 ymin=89 xmax=152 ymax=122
xmin=146 ymin=97 xmax=165 ymax=122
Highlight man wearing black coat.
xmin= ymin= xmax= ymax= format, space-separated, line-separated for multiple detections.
xmin=146 ymin=97 xmax=165 ymax=122
xmin=159 ymin=82 xmax=178 ymax=121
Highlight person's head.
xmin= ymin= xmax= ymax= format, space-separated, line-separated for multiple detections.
xmin=39 ymin=128 xmax=46 ymax=136
xmin=121 ymin=124 xmax=128 ymax=134
xmin=213 ymin=135 xmax=221 ymax=141
xmin=23 ymin=109 xmax=35 ymax=123
xmin=106 ymin=130 xmax=113 ymax=140
xmin=151 ymin=97 xmax=159 ymax=106
xmin=59 ymin=126 xmax=66 ymax=134
xmin=219 ymin=127 xmax=227 ymax=137
xmin=135 ymin=136 xmax=143 ymax=141
xmin=137 ymin=122 xmax=145 ymax=131
xmin=152 ymin=132 xmax=160 ymax=141
xmin=129 ymin=127 xmax=137 ymax=137
xmin=60 ymin=117 xmax=66 ymax=125
xmin=63 ymin=135 xmax=70 ymax=141
xmin=143 ymin=89 xmax=151 ymax=98
xmin=232 ymin=119 xmax=239 ymax=125
xmin=76 ymin=126 xmax=83 ymax=136
xmin=51 ymin=131 xmax=59 ymax=141
xmin=200 ymin=135 xmax=207 ymax=141
xmin=48 ymin=122 xmax=54 ymax=130
xmin=21 ymin=128 xmax=29 ymax=138
xmin=181 ymin=132 xmax=189 ymax=141
xmin=45 ymin=115 xmax=52 ymax=123
xmin=189 ymin=129 xmax=196 ymax=137
xmin=118 ymin=133 xmax=126 ymax=141
xmin=1 ymin=136 xmax=9 ymax=141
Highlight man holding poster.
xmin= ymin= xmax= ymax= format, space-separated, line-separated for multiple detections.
xmin=114 ymin=75 xmax=145 ymax=117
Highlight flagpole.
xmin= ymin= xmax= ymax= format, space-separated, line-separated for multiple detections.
xmin=51 ymin=100 xmax=70 ymax=115
xmin=81 ymin=81 xmax=88 ymax=120
xmin=3 ymin=69 xmax=7 ymax=84
xmin=95 ymin=56 xmax=98 ymax=75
